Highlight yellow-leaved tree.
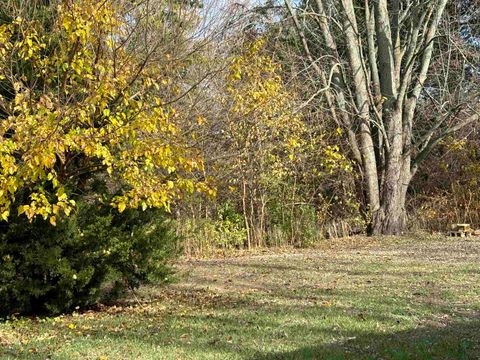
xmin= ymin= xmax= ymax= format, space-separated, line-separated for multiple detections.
xmin=180 ymin=37 xmax=357 ymax=251
xmin=0 ymin=0 xmax=206 ymax=224
xmin=221 ymin=39 xmax=306 ymax=247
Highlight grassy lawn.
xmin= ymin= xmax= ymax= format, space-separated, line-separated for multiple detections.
xmin=1 ymin=235 xmax=479 ymax=359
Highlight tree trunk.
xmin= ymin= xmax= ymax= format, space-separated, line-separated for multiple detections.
xmin=372 ymin=155 xmax=411 ymax=235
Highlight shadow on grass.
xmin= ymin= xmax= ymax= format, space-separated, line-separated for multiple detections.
xmin=253 ymin=318 xmax=480 ymax=360
xmin=5 ymin=309 xmax=478 ymax=360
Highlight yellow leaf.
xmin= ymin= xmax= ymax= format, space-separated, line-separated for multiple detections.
xmin=1 ymin=210 xmax=9 ymax=221
xmin=18 ymin=205 xmax=27 ymax=215
xmin=57 ymin=187 xmax=67 ymax=200
xmin=118 ymin=202 xmax=126 ymax=213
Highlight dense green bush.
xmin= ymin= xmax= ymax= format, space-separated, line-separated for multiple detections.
xmin=0 ymin=203 xmax=178 ymax=316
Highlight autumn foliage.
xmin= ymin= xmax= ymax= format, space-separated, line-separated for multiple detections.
xmin=0 ymin=1 xmax=205 ymax=225
xmin=0 ymin=0 xmax=478 ymax=316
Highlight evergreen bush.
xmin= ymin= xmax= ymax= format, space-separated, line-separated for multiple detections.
xmin=0 ymin=202 xmax=177 ymax=316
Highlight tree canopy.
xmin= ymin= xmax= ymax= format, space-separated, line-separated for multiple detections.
xmin=0 ymin=0 xmax=207 ymax=224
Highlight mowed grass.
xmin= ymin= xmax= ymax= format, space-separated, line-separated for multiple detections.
xmin=1 ymin=235 xmax=480 ymax=360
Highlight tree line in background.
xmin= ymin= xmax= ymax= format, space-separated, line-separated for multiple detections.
xmin=177 ymin=0 xmax=479 ymax=252
xmin=0 ymin=0 xmax=478 ymax=314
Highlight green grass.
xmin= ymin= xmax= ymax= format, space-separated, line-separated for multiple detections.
xmin=1 ymin=235 xmax=480 ymax=359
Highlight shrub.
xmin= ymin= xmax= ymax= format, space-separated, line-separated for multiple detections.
xmin=0 ymin=202 xmax=177 ymax=316
xmin=178 ymin=201 xmax=247 ymax=256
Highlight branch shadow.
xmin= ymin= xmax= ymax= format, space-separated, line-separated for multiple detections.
xmin=253 ymin=317 xmax=480 ymax=360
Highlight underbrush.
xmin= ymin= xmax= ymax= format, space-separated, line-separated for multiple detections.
xmin=176 ymin=201 xmax=365 ymax=257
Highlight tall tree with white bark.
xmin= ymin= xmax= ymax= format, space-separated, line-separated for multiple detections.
xmin=282 ymin=0 xmax=479 ymax=234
